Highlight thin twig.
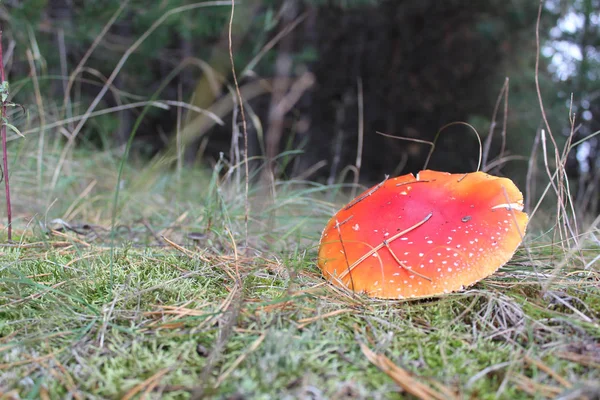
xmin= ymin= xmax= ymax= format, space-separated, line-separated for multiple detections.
xmin=0 ymin=31 xmax=11 ymax=240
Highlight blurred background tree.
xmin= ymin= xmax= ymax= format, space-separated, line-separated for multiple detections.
xmin=544 ymin=0 xmax=600 ymax=217
xmin=1 ymin=0 xmax=597 ymax=214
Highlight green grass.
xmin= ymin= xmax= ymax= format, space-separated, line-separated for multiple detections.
xmin=1 ymin=148 xmax=599 ymax=399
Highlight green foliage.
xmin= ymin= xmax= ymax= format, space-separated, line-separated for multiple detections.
xmin=3 ymin=0 xmax=46 ymax=26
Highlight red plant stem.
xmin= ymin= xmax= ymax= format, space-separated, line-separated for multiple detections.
xmin=0 ymin=31 xmax=11 ymax=241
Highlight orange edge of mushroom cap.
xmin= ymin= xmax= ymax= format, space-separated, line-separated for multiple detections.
xmin=317 ymin=170 xmax=529 ymax=299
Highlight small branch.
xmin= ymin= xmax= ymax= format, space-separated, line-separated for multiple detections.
xmin=0 ymin=30 xmax=12 ymax=241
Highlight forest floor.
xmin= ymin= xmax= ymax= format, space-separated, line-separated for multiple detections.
xmin=1 ymin=149 xmax=599 ymax=399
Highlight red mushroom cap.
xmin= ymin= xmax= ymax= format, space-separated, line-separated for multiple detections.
xmin=317 ymin=170 xmax=528 ymax=299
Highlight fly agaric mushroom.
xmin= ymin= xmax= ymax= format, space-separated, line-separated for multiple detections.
xmin=317 ymin=170 xmax=528 ymax=299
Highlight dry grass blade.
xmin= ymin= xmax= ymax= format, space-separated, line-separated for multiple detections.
xmin=359 ymin=341 xmax=457 ymax=400
xmin=482 ymin=77 xmax=509 ymax=170
xmin=296 ymin=308 xmax=354 ymax=329
xmin=121 ymin=368 xmax=170 ymax=400
xmin=8 ymin=280 xmax=69 ymax=306
xmin=144 ymin=302 xmax=212 ymax=327
xmin=351 ymin=77 xmax=364 ymax=198
xmin=49 ymin=230 xmax=91 ymax=247
xmin=62 ymin=1 xmax=128 ymax=117
xmin=0 ymin=351 xmax=61 ymax=371
xmin=0 ymin=241 xmax=72 ymax=248
xmin=25 ymin=48 xmax=46 ymax=191
xmin=524 ymin=355 xmax=572 ymax=388
xmin=225 ymin=227 xmax=241 ymax=284
xmin=242 ymin=11 xmax=309 ymax=75
xmin=512 ymin=373 xmax=562 ymax=398
xmin=190 ymin=285 xmax=244 ymax=399
xmin=49 ymin=1 xmax=232 ymax=191
xmin=31 ymin=355 xmax=82 ymax=400
xmin=162 ymin=235 xmax=194 ymax=258
xmin=425 ymin=121 xmax=483 ymax=172
xmin=0 ymin=390 xmax=20 ymax=399
xmin=556 ymin=351 xmax=600 ymax=369
xmin=215 ymin=332 xmax=266 ymax=387
xmin=227 ymin=0 xmax=250 ymax=247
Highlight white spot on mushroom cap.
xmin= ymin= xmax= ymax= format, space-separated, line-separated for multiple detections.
xmin=352 ymin=224 xmax=360 ymax=231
